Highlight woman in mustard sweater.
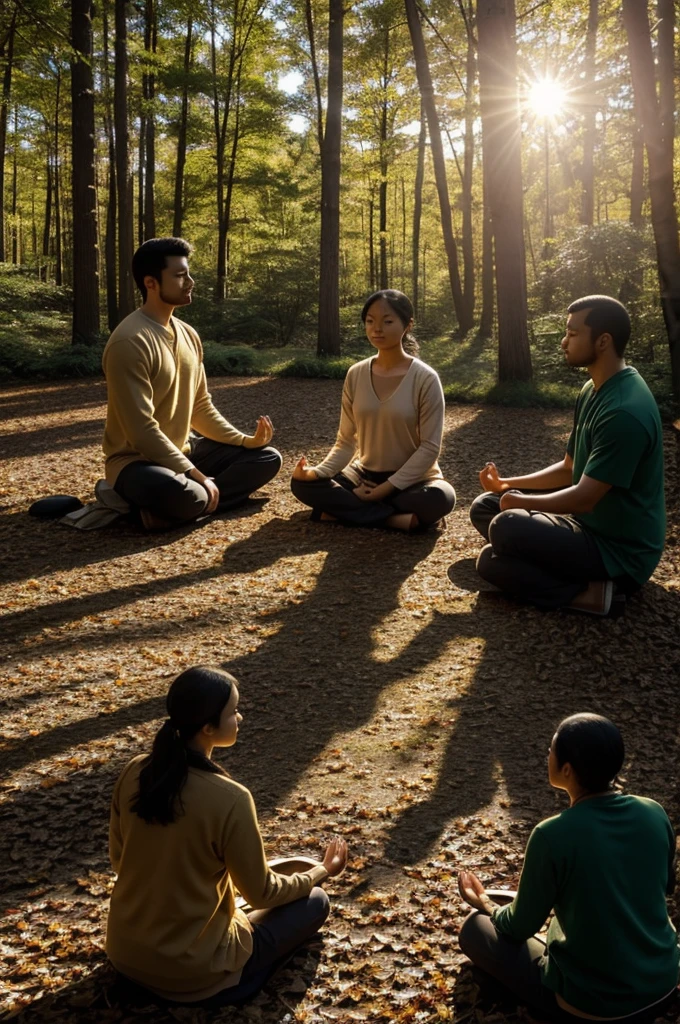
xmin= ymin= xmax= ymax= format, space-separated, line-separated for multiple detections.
xmin=458 ymin=713 xmax=678 ymax=1022
xmin=291 ymin=289 xmax=455 ymax=530
xmin=106 ymin=666 xmax=347 ymax=1005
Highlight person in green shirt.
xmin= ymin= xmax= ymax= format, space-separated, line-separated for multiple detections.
xmin=467 ymin=295 xmax=665 ymax=615
xmin=457 ymin=713 xmax=679 ymax=1022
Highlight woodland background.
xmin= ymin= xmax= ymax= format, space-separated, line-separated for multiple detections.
xmin=0 ymin=0 xmax=679 ymax=405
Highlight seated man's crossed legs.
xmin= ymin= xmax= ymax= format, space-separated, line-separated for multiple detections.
xmin=469 ymin=492 xmax=617 ymax=612
xmin=115 ymin=437 xmax=282 ymax=527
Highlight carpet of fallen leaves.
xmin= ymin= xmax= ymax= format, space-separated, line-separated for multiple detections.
xmin=1 ymin=376 xmax=679 ymax=1024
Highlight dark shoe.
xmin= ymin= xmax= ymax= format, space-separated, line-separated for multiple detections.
xmin=568 ymin=580 xmax=613 ymax=616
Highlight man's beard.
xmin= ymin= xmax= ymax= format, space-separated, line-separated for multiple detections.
xmin=160 ymin=288 xmax=192 ymax=306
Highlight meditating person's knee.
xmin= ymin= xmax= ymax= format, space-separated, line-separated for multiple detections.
xmin=488 ymin=509 xmax=531 ymax=554
xmin=421 ymin=482 xmax=456 ymax=525
xmin=459 ymin=911 xmax=491 ymax=962
xmin=308 ymin=887 xmax=331 ymax=928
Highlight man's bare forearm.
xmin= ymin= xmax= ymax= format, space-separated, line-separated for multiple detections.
xmin=500 ymin=460 xmax=573 ymax=492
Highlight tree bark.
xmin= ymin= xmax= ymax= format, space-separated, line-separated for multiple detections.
xmin=412 ymin=100 xmax=426 ymax=319
xmin=579 ymin=0 xmax=598 ymax=226
xmin=477 ymin=0 xmax=532 ymax=380
xmin=142 ymin=0 xmax=156 ymax=239
xmin=623 ymin=0 xmax=680 ymax=397
xmin=478 ymin=161 xmax=494 ymax=338
xmin=0 ymin=8 xmax=16 ymax=263
xmin=71 ymin=0 xmax=100 ymax=343
xmin=460 ymin=0 xmax=475 ymax=325
xmin=54 ymin=73 xmax=62 ymax=286
xmin=404 ymin=0 xmax=470 ymax=334
xmin=102 ymin=1 xmax=118 ymax=329
xmin=317 ymin=0 xmax=343 ymax=355
xmin=11 ymin=103 xmax=17 ymax=263
xmin=173 ymin=15 xmax=193 ymax=238
xmin=115 ymin=0 xmax=136 ymax=317
xmin=41 ymin=156 xmax=52 ymax=280
xmin=378 ymin=27 xmax=389 ymax=290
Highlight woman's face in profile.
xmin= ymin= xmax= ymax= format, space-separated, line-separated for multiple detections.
xmin=364 ymin=298 xmax=409 ymax=353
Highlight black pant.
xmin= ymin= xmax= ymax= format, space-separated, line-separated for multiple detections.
xmin=459 ymin=912 xmax=676 ymax=1024
xmin=469 ymin=491 xmax=629 ymax=610
xmin=115 ymin=437 xmax=282 ymax=525
xmin=291 ymin=471 xmax=455 ymax=527
xmin=206 ymin=887 xmax=330 ymax=1006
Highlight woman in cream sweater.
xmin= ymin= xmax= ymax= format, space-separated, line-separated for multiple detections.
xmin=106 ymin=666 xmax=347 ymax=1005
xmin=291 ymin=289 xmax=455 ymax=530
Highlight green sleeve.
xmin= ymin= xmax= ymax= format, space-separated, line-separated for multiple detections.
xmin=492 ymin=827 xmax=558 ymax=942
xmin=582 ymin=410 xmax=649 ymax=488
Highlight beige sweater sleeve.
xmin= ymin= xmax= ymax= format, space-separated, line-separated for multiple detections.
xmin=104 ymin=337 xmax=194 ymax=475
xmin=223 ymin=789 xmax=327 ymax=909
xmin=388 ymin=370 xmax=445 ymax=490
xmin=310 ymin=368 xmax=358 ymax=478
xmin=183 ymin=328 xmax=246 ymax=447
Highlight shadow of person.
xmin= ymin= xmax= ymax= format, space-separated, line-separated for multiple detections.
xmin=379 ymin=576 xmax=680 ymax=866
xmin=216 ymin=512 xmax=439 ymax=808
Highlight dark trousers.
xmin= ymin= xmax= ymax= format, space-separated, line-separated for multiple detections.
xmin=459 ymin=912 xmax=676 ymax=1024
xmin=206 ymin=887 xmax=330 ymax=1007
xmin=291 ymin=471 xmax=456 ymax=527
xmin=115 ymin=437 xmax=282 ymax=524
xmin=469 ymin=491 xmax=617 ymax=610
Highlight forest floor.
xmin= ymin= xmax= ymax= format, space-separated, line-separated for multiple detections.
xmin=1 ymin=376 xmax=680 ymax=1024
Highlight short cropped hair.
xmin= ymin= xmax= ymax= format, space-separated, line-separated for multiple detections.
xmin=567 ymin=295 xmax=631 ymax=357
xmin=132 ymin=237 xmax=193 ymax=301
xmin=553 ymin=712 xmax=624 ymax=792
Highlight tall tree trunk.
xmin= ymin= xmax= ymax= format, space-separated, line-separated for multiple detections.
xmin=103 ymin=2 xmax=118 ymax=328
xmin=629 ymin=113 xmax=645 ymax=226
xmin=71 ymin=0 xmax=100 ymax=343
xmin=222 ymin=65 xmax=242 ymax=298
xmin=115 ymin=0 xmax=135 ymax=316
xmin=317 ymin=0 xmax=343 ymax=355
xmin=460 ymin=0 xmax=475 ymax=324
xmin=404 ymin=0 xmax=470 ymax=334
xmin=11 ymin=103 xmax=17 ymax=262
xmin=478 ymin=163 xmax=494 ymax=338
xmin=0 ymin=8 xmax=16 ymax=263
xmin=378 ymin=27 xmax=389 ymax=290
xmin=477 ymin=0 xmax=532 ymax=380
xmin=210 ymin=0 xmax=238 ymax=303
xmin=368 ymin=195 xmax=376 ymax=290
xmin=623 ymin=0 xmax=680 ymax=397
xmin=142 ymin=0 xmax=156 ymax=239
xmin=412 ymin=101 xmax=426 ymax=319
xmin=41 ymin=151 xmax=53 ymax=281
xmin=54 ymin=72 xmax=63 ymax=286
xmin=173 ymin=15 xmax=192 ymax=238
xmin=579 ymin=0 xmax=598 ymax=226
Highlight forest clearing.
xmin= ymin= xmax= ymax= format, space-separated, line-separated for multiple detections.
xmin=1 ymin=376 xmax=679 ymax=1023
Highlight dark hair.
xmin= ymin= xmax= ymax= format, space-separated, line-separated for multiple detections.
xmin=567 ymin=295 xmax=631 ymax=357
xmin=131 ymin=666 xmax=235 ymax=825
xmin=361 ymin=289 xmax=419 ymax=356
xmin=132 ymin=237 xmax=193 ymax=301
xmin=553 ymin=713 xmax=624 ymax=793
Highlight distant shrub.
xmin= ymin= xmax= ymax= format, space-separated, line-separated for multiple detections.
xmin=0 ymin=334 xmax=103 ymax=380
xmin=276 ymin=356 xmax=357 ymax=379
xmin=203 ymin=343 xmax=261 ymax=376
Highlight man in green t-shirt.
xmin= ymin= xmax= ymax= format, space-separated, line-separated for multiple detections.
xmin=468 ymin=295 xmax=665 ymax=615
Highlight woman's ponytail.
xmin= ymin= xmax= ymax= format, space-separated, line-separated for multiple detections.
xmin=131 ymin=667 xmax=235 ymax=825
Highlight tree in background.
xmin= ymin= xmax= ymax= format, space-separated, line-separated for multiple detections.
xmin=477 ymin=0 xmax=531 ymax=380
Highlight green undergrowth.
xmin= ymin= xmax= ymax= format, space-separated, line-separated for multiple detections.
xmin=0 ymin=266 xmax=675 ymax=417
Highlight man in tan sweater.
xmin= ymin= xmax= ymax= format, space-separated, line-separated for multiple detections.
xmin=102 ymin=238 xmax=281 ymax=529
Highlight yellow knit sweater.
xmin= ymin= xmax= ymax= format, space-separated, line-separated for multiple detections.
xmin=102 ymin=309 xmax=245 ymax=484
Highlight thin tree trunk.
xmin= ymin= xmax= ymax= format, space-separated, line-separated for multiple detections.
xmin=71 ymin=0 xmax=100 ymax=342
xmin=11 ymin=103 xmax=17 ymax=263
xmin=0 ymin=8 xmax=16 ymax=263
xmin=579 ymin=0 xmax=598 ymax=226
xmin=54 ymin=72 xmax=63 ymax=286
xmin=623 ymin=0 xmax=680 ymax=397
xmin=222 ymin=64 xmax=242 ymax=298
xmin=115 ymin=0 xmax=135 ymax=316
xmin=143 ymin=0 xmax=156 ymax=239
xmin=478 ymin=162 xmax=494 ymax=338
xmin=379 ymin=27 xmax=389 ymax=290
xmin=368 ymin=196 xmax=376 ymax=290
xmin=103 ymin=2 xmax=118 ymax=328
xmin=412 ymin=101 xmax=426 ymax=319
xmin=460 ymin=1 xmax=475 ymax=324
xmin=629 ymin=113 xmax=645 ymax=226
xmin=477 ymin=0 xmax=532 ymax=380
xmin=173 ymin=15 xmax=192 ymax=238
xmin=317 ymin=0 xmax=343 ymax=355
xmin=404 ymin=0 xmax=470 ymax=334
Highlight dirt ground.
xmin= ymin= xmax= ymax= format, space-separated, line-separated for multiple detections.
xmin=1 ymin=377 xmax=679 ymax=1024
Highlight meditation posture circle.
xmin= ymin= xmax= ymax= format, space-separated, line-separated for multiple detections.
xmin=458 ymin=713 xmax=679 ymax=1022
xmin=106 ymin=666 xmax=348 ymax=1005
xmin=291 ymin=289 xmax=455 ymax=530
